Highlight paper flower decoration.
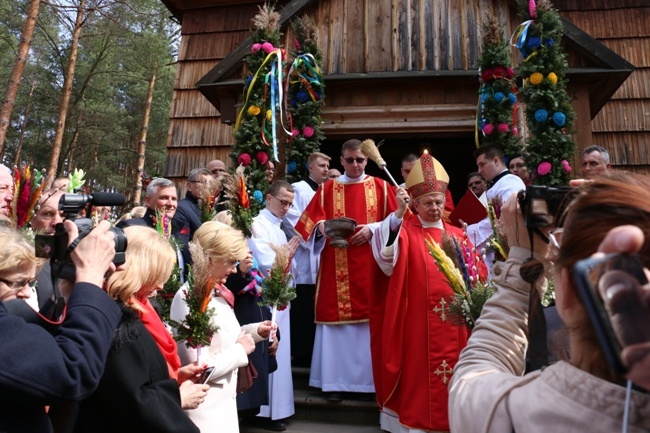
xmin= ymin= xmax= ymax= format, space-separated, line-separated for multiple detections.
xmin=547 ymin=72 xmax=558 ymax=84
xmin=494 ymin=92 xmax=505 ymax=102
xmin=303 ymin=126 xmax=314 ymax=138
xmin=296 ymin=91 xmax=309 ymax=103
xmin=505 ymin=67 xmax=515 ymax=79
xmin=493 ymin=66 xmax=505 ymax=78
xmin=534 ymin=109 xmax=548 ymax=123
xmin=237 ymin=153 xmax=252 ymax=166
xmin=251 ymin=43 xmax=262 ymax=53
xmin=545 ymin=38 xmax=556 ymax=47
xmin=291 ymin=128 xmax=299 ymax=137
xmin=256 ymin=151 xmax=269 ymax=166
xmin=537 ymin=162 xmax=552 ymax=176
xmin=481 ymin=69 xmax=494 ymax=81
xmin=287 ymin=161 xmax=297 ymax=173
xmin=247 ymin=105 xmax=261 ymax=116
xmin=261 ymin=42 xmax=275 ymax=54
xmin=497 ymin=123 xmax=510 ymax=133
xmin=482 ymin=124 xmax=495 ymax=135
xmin=561 ymin=160 xmax=572 ymax=173
xmin=512 ymin=127 xmax=519 ymax=136
xmin=552 ymin=112 xmax=566 ymax=127
xmin=266 ymin=110 xmax=273 ymax=121
xmin=253 ymin=190 xmax=264 ymax=203
xmin=508 ymin=93 xmax=517 ymax=105
xmin=530 ymin=72 xmax=543 ymax=85
xmin=527 ymin=36 xmax=541 ymax=49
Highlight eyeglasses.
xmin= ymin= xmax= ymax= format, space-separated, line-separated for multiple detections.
xmin=548 ymin=228 xmax=563 ymax=254
xmin=343 ymin=157 xmax=366 ymax=164
xmin=0 ymin=277 xmax=37 ymax=290
xmin=270 ymin=195 xmax=293 ymax=208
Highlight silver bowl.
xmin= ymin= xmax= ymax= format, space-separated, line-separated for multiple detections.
xmin=323 ymin=217 xmax=358 ymax=248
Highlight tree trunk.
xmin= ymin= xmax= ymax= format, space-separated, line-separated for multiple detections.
xmin=133 ymin=70 xmax=157 ymax=205
xmin=13 ymin=79 xmax=36 ymax=167
xmin=0 ymin=0 xmax=42 ymax=157
xmin=45 ymin=0 xmax=86 ymax=188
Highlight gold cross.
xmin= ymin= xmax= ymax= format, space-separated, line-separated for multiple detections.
xmin=433 ymin=297 xmax=448 ymax=322
xmin=435 ymin=360 xmax=453 ymax=385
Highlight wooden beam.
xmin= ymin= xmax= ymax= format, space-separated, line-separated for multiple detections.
xmin=195 ymin=0 xmax=318 ymax=86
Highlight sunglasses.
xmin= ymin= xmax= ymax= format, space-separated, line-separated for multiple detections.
xmin=343 ymin=157 xmax=366 ymax=164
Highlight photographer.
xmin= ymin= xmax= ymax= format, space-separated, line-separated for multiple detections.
xmin=449 ymin=173 xmax=650 ymax=433
xmin=0 ymin=220 xmax=121 ymax=433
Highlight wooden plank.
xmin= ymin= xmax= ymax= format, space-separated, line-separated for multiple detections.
xmin=409 ymin=0 xmax=419 ymax=71
xmin=437 ymin=0 xmax=449 ymax=70
xmin=167 ymin=118 xmax=236 ymax=148
xmin=175 ymin=60 xmax=222 ymax=90
xmin=182 ymin=4 xmax=260 ymax=34
xmin=328 ymin=0 xmax=344 ymax=74
xmin=365 ymin=0 xmax=392 ymax=72
xmin=554 ymin=0 xmax=649 ymax=11
xmin=601 ymin=38 xmax=650 ymax=68
xmin=593 ymin=132 xmax=650 ymax=165
xmin=344 ymin=0 xmax=365 ymax=72
xmin=611 ymin=68 xmax=650 ymax=99
xmin=171 ymin=89 xmax=221 ymax=118
xmin=181 ymin=31 xmax=250 ymax=61
xmin=317 ymin=0 xmax=331 ymax=73
xmin=422 ymin=0 xmax=434 ymax=70
xmin=593 ymin=100 xmax=650 ymax=132
xmin=465 ymin=0 xmax=479 ymax=69
xmin=560 ymin=8 xmax=650 ymax=39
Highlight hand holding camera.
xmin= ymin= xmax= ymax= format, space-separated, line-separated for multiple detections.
xmin=67 ymin=219 xmax=118 ymax=288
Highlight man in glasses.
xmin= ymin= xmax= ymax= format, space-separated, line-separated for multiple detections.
xmin=295 ymin=139 xmax=398 ymax=402
xmin=283 ymin=152 xmax=331 ymax=368
xmin=249 ymin=180 xmax=300 ymax=431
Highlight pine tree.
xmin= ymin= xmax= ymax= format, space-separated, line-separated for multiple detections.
xmin=514 ymin=0 xmax=576 ymax=186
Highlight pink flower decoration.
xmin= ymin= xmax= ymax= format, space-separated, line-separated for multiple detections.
xmin=237 ymin=153 xmax=252 ymax=166
xmin=256 ymin=151 xmax=269 ymax=166
xmin=505 ymin=67 xmax=515 ymax=79
xmin=482 ymin=124 xmax=495 ymax=135
xmin=291 ymin=128 xmax=299 ymax=137
xmin=294 ymin=39 xmax=302 ymax=50
xmin=561 ymin=159 xmax=572 ymax=173
xmin=303 ymin=126 xmax=315 ymax=138
xmin=251 ymin=43 xmax=262 ymax=53
xmin=537 ymin=161 xmax=552 ymax=176
xmin=493 ymin=66 xmax=505 ymax=78
xmin=497 ymin=123 xmax=510 ymax=133
xmin=512 ymin=127 xmax=519 ymax=136
xmin=261 ymin=42 xmax=275 ymax=54
xmin=481 ymin=69 xmax=494 ymax=81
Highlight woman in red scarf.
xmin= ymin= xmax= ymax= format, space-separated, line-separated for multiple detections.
xmin=74 ymin=226 xmax=209 ymax=433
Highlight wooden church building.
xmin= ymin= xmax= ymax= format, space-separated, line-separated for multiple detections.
xmin=159 ymin=0 xmax=647 ymax=201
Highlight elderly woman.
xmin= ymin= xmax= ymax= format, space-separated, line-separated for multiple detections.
xmin=74 ymin=226 xmax=207 ymax=433
xmin=170 ymin=221 xmax=273 ymax=433
xmin=449 ymin=173 xmax=650 ymax=432
xmin=0 ymin=229 xmax=40 ymax=303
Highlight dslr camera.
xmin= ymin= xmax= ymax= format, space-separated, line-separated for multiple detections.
xmin=517 ymin=185 xmax=574 ymax=228
xmin=35 ymin=193 xmax=128 ymax=281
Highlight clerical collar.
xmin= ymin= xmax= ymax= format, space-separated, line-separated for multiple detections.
xmin=417 ymin=215 xmax=444 ymax=228
xmin=340 ymin=172 xmax=367 ymax=183
xmin=306 ymin=177 xmax=319 ymax=191
xmin=488 ymin=169 xmax=512 ymax=189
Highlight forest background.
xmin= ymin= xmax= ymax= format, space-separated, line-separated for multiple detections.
xmin=0 ymin=0 xmax=179 ymax=203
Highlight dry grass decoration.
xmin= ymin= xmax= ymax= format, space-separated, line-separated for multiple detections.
xmin=426 ymin=232 xmax=493 ymax=329
xmin=263 ymin=244 xmax=296 ymax=340
xmin=222 ymin=165 xmax=254 ymax=238
xmin=170 ymin=241 xmax=218 ymax=359
xmin=196 ymin=176 xmax=223 ymax=223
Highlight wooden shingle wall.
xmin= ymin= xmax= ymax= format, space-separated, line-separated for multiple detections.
xmin=558 ymin=2 xmax=650 ymax=174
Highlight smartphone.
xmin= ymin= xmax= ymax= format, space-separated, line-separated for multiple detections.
xmin=572 ymin=253 xmax=648 ymax=375
xmin=199 ymin=367 xmax=214 ymax=384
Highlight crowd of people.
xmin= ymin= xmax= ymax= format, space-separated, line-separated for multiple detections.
xmin=1 ymin=139 xmax=649 ymax=433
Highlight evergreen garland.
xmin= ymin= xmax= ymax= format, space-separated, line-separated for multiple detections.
xmin=285 ymin=15 xmax=326 ymax=183
xmin=477 ymin=16 xmax=523 ymax=158
xmin=232 ymin=3 xmax=285 ymax=216
xmin=514 ymin=0 xmax=576 ymax=186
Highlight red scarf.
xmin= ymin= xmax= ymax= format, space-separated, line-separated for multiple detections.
xmin=215 ymin=285 xmax=235 ymax=308
xmin=137 ymin=298 xmax=181 ymax=380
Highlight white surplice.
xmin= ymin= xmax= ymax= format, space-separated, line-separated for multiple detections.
xmin=249 ymin=208 xmax=295 ymax=420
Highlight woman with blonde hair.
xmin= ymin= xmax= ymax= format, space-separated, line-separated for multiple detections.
xmin=74 ymin=226 xmax=207 ymax=433
xmin=171 ymin=221 xmax=273 ymax=433
xmin=0 ymin=228 xmax=40 ymax=304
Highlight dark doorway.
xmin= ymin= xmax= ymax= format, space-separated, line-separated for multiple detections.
xmin=320 ymin=135 xmax=478 ymax=205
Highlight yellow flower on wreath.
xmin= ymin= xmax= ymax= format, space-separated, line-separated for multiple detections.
xmin=247 ymin=105 xmax=261 ymax=116
xmin=547 ymin=72 xmax=558 ymax=84
xmin=529 ymin=72 xmax=544 ymax=85
xmin=266 ymin=109 xmax=273 ymax=121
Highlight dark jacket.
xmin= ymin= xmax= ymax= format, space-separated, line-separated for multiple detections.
xmin=226 ymin=269 xmax=277 ymax=412
xmin=115 ymin=208 xmax=158 ymax=229
xmin=74 ymin=303 xmax=198 ymax=433
xmin=0 ymin=283 xmax=121 ymax=433
xmin=172 ymin=192 xmax=202 ymax=277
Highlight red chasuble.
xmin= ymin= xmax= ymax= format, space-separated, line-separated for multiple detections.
xmin=295 ymin=176 xmax=397 ymax=324
xmin=381 ymin=216 xmax=481 ymax=432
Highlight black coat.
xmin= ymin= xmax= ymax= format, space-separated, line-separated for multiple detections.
xmin=74 ymin=303 xmax=198 ymax=433
xmin=226 ymin=270 xmax=277 ymax=412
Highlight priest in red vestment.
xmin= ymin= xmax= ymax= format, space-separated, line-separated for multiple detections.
xmin=295 ymin=139 xmax=397 ymax=400
xmin=371 ymin=152 xmax=486 ymax=432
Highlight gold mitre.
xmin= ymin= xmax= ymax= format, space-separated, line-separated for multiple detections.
xmin=405 ymin=151 xmax=449 ymax=199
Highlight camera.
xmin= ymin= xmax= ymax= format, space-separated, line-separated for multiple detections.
xmin=517 ymin=185 xmax=574 ymax=228
xmin=35 ymin=193 xmax=128 ymax=281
